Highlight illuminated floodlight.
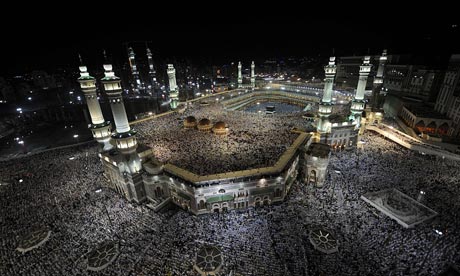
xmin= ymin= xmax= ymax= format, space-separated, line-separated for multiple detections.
xmin=434 ymin=229 xmax=443 ymax=236
xmin=19 ymin=179 xmax=23 ymax=183
xmin=18 ymin=140 xmax=24 ymax=144
xmin=420 ymin=190 xmax=425 ymax=195
xmin=95 ymin=188 xmax=102 ymax=193
xmin=73 ymin=134 xmax=79 ymax=138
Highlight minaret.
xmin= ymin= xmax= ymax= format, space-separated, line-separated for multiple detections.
xmin=237 ymin=61 xmax=242 ymax=88
xmin=317 ymin=57 xmax=336 ymax=134
xmin=77 ymin=56 xmax=113 ymax=152
xmin=251 ymin=61 xmax=255 ymax=88
xmin=146 ymin=47 xmax=161 ymax=103
xmin=350 ymin=56 xmax=372 ymax=124
xmin=146 ymin=48 xmax=158 ymax=88
xmin=128 ymin=47 xmax=141 ymax=93
xmin=371 ymin=49 xmax=387 ymax=111
xmin=101 ymin=62 xmax=141 ymax=175
xmin=167 ymin=64 xmax=179 ymax=109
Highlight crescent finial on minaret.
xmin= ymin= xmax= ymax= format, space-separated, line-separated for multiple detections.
xmin=103 ymin=49 xmax=107 ymax=62
xmin=78 ymin=53 xmax=83 ymax=65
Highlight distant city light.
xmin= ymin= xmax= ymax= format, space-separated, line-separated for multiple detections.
xmin=73 ymin=134 xmax=79 ymax=138
xmin=28 ymin=97 xmax=32 ymax=101
xmin=19 ymin=179 xmax=23 ymax=183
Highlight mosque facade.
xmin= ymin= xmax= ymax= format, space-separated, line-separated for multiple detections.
xmin=77 ymin=57 xmax=344 ymax=215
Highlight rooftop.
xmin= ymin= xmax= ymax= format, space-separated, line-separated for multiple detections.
xmin=306 ymin=143 xmax=330 ymax=158
xmin=404 ymin=104 xmax=451 ymax=120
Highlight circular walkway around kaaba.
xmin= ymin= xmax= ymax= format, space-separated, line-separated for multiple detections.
xmin=309 ymin=228 xmax=338 ymax=254
xmin=194 ymin=245 xmax=223 ymax=275
xmin=16 ymin=228 xmax=51 ymax=253
xmin=87 ymin=241 xmax=120 ymax=271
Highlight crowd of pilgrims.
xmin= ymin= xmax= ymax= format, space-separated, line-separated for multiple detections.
xmin=1 ymin=116 xmax=460 ymax=275
xmin=134 ymin=102 xmax=308 ymax=176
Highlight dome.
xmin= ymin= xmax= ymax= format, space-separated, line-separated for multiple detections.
xmin=197 ymin=118 xmax=212 ymax=132
xmin=184 ymin=116 xmax=197 ymax=128
xmin=198 ymin=118 xmax=211 ymax=126
xmin=213 ymin=121 xmax=226 ymax=129
xmin=185 ymin=116 xmax=196 ymax=123
xmin=213 ymin=121 xmax=228 ymax=135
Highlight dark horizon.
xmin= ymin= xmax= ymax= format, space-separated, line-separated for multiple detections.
xmin=3 ymin=19 xmax=459 ymax=76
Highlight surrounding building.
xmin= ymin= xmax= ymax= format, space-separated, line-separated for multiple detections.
xmin=435 ymin=54 xmax=460 ymax=137
xmin=384 ymin=64 xmax=444 ymax=102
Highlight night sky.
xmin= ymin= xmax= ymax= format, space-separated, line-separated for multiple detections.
xmin=2 ymin=9 xmax=459 ymax=76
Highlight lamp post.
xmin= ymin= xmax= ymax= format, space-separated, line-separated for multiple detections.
xmin=18 ymin=140 xmax=27 ymax=153
xmin=73 ymin=134 xmax=79 ymax=144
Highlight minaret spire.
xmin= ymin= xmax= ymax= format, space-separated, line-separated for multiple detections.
xmin=317 ymin=57 xmax=336 ymax=134
xmin=146 ymin=46 xmax=161 ymax=103
xmin=251 ymin=61 xmax=255 ymax=89
xmin=128 ymin=46 xmax=141 ymax=93
xmin=237 ymin=61 xmax=242 ymax=88
xmin=167 ymin=64 xmax=179 ymax=109
xmin=350 ymin=56 xmax=372 ymax=125
xmin=78 ymin=53 xmax=83 ymax=65
xmin=103 ymin=49 xmax=108 ymax=63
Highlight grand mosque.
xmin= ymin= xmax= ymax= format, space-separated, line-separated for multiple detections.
xmin=78 ymin=52 xmax=387 ymax=215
